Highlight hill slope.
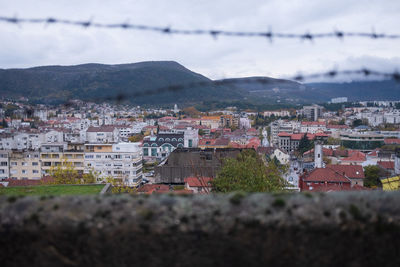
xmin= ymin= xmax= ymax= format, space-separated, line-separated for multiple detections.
xmin=0 ymin=61 xmax=243 ymax=105
xmin=0 ymin=62 xmax=399 ymax=106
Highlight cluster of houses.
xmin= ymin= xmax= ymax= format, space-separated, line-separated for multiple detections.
xmin=1 ymin=99 xmax=400 ymax=193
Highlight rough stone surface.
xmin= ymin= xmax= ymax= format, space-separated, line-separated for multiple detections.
xmin=1 ymin=191 xmax=400 ymax=267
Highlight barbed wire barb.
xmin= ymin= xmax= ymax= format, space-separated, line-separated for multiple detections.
xmin=1 ymin=16 xmax=400 ymax=41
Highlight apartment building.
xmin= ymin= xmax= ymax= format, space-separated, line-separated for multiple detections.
xmin=84 ymin=143 xmax=143 ymax=186
xmin=9 ymin=151 xmax=41 ymax=180
xmin=40 ymin=143 xmax=85 ymax=175
xmin=0 ymin=150 xmax=9 ymax=180
xmin=300 ymin=105 xmax=323 ymax=121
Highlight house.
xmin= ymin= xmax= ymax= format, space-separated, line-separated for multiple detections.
xmin=198 ymin=138 xmax=230 ymax=149
xmin=184 ymin=177 xmax=213 ymax=194
xmin=299 ymin=167 xmax=352 ymax=192
xmin=154 ymin=148 xmax=245 ymax=184
xmin=377 ymin=161 xmax=395 ymax=176
xmin=341 ymin=151 xmax=366 ymax=165
xmin=326 ymin=164 xmax=365 ymax=186
xmin=142 ymin=133 xmax=184 ymax=161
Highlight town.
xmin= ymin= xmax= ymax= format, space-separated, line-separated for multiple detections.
xmin=1 ymin=97 xmax=399 ymax=194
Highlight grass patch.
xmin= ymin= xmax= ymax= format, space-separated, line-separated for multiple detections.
xmin=0 ymin=184 xmax=105 ymax=196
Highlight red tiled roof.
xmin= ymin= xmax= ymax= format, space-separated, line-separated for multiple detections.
xmin=199 ymin=138 xmax=216 ymax=146
xmin=368 ymin=148 xmax=381 ymax=157
xmin=342 ymin=151 xmax=366 ymax=162
xmin=137 ymin=184 xmax=170 ymax=194
xmin=3 ymin=176 xmax=54 ymax=187
xmin=326 ymin=164 xmax=365 ymax=179
xmin=278 ymin=132 xmax=291 ymax=137
xmin=384 ymin=138 xmax=400 ymax=145
xmin=309 ymin=184 xmax=351 ymax=192
xmin=303 ymin=168 xmax=351 ymax=183
xmin=184 ymin=177 xmax=213 ymax=187
xmin=378 ymin=161 xmax=395 ymax=170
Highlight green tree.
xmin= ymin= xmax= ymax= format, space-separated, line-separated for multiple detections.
xmin=297 ymin=133 xmax=313 ymax=155
xmin=363 ymin=165 xmax=383 ymax=188
xmin=352 ymin=119 xmax=363 ymax=127
xmin=212 ymin=150 xmax=287 ymax=192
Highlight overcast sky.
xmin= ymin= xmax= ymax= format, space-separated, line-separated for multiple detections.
xmin=1 ymin=0 xmax=399 ymax=81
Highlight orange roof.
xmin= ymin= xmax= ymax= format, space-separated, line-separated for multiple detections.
xmin=303 ymin=168 xmax=351 ymax=183
xmin=384 ymin=138 xmax=400 ymax=145
xmin=342 ymin=151 xmax=366 ymax=162
xmin=326 ymin=164 xmax=365 ymax=179
xmin=184 ymin=177 xmax=213 ymax=187
xmin=378 ymin=161 xmax=395 ymax=170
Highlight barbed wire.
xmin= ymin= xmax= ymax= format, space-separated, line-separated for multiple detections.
xmin=1 ymin=16 xmax=400 ymax=41
xmin=75 ymin=68 xmax=399 ymax=104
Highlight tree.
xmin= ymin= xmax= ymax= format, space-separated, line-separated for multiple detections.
xmin=128 ymin=134 xmax=144 ymax=142
xmin=182 ymin=106 xmax=201 ymax=117
xmin=212 ymin=150 xmax=287 ymax=192
xmin=363 ymin=165 xmax=384 ymax=188
xmin=297 ymin=133 xmax=313 ymax=155
xmin=352 ymin=119 xmax=363 ymax=127
xmin=47 ymin=159 xmax=97 ymax=185
xmin=327 ymin=137 xmax=340 ymax=145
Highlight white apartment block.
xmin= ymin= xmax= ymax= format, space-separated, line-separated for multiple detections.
xmin=0 ymin=151 xmax=9 ymax=180
xmin=84 ymin=143 xmax=143 ymax=186
xmin=86 ymin=125 xmax=119 ymax=143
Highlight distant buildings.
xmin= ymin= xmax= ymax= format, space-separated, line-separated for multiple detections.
xmin=331 ymin=97 xmax=348 ymax=103
xmin=300 ymin=104 xmax=323 ymax=121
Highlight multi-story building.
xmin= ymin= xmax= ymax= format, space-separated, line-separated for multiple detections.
xmin=278 ymin=132 xmax=328 ymax=153
xmin=40 ymin=143 xmax=85 ymax=175
xmin=9 ymin=151 xmax=41 ymax=180
xmin=86 ymin=125 xmax=119 ymax=143
xmin=220 ymin=115 xmax=239 ymax=128
xmin=300 ymin=105 xmax=323 ymax=121
xmin=83 ymin=143 xmax=142 ymax=186
xmin=0 ymin=150 xmax=9 ymax=180
xmin=300 ymin=121 xmax=327 ymax=134
xmin=142 ymin=132 xmax=184 ymax=161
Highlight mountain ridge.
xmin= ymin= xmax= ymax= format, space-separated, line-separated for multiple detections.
xmin=0 ymin=61 xmax=398 ymax=106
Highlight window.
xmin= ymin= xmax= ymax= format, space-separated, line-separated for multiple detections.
xmin=0 ymin=162 xmax=7 ymax=166
xmin=165 ymin=138 xmax=170 ymax=142
xmin=188 ymin=139 xmax=193 ymax=147
xmin=33 ymin=170 xmax=39 ymax=174
xmin=151 ymin=148 xmax=157 ymax=157
xmin=172 ymin=138 xmax=177 ymax=142
xmin=22 ymin=162 xmax=27 ymax=166
xmin=96 ymin=155 xmax=102 ymax=159
xmin=125 ymin=155 xmax=130 ymax=159
xmin=85 ymin=155 xmax=94 ymax=159
xmin=11 ymin=162 xmax=17 ymax=166
xmin=143 ymin=149 xmax=148 ymax=156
